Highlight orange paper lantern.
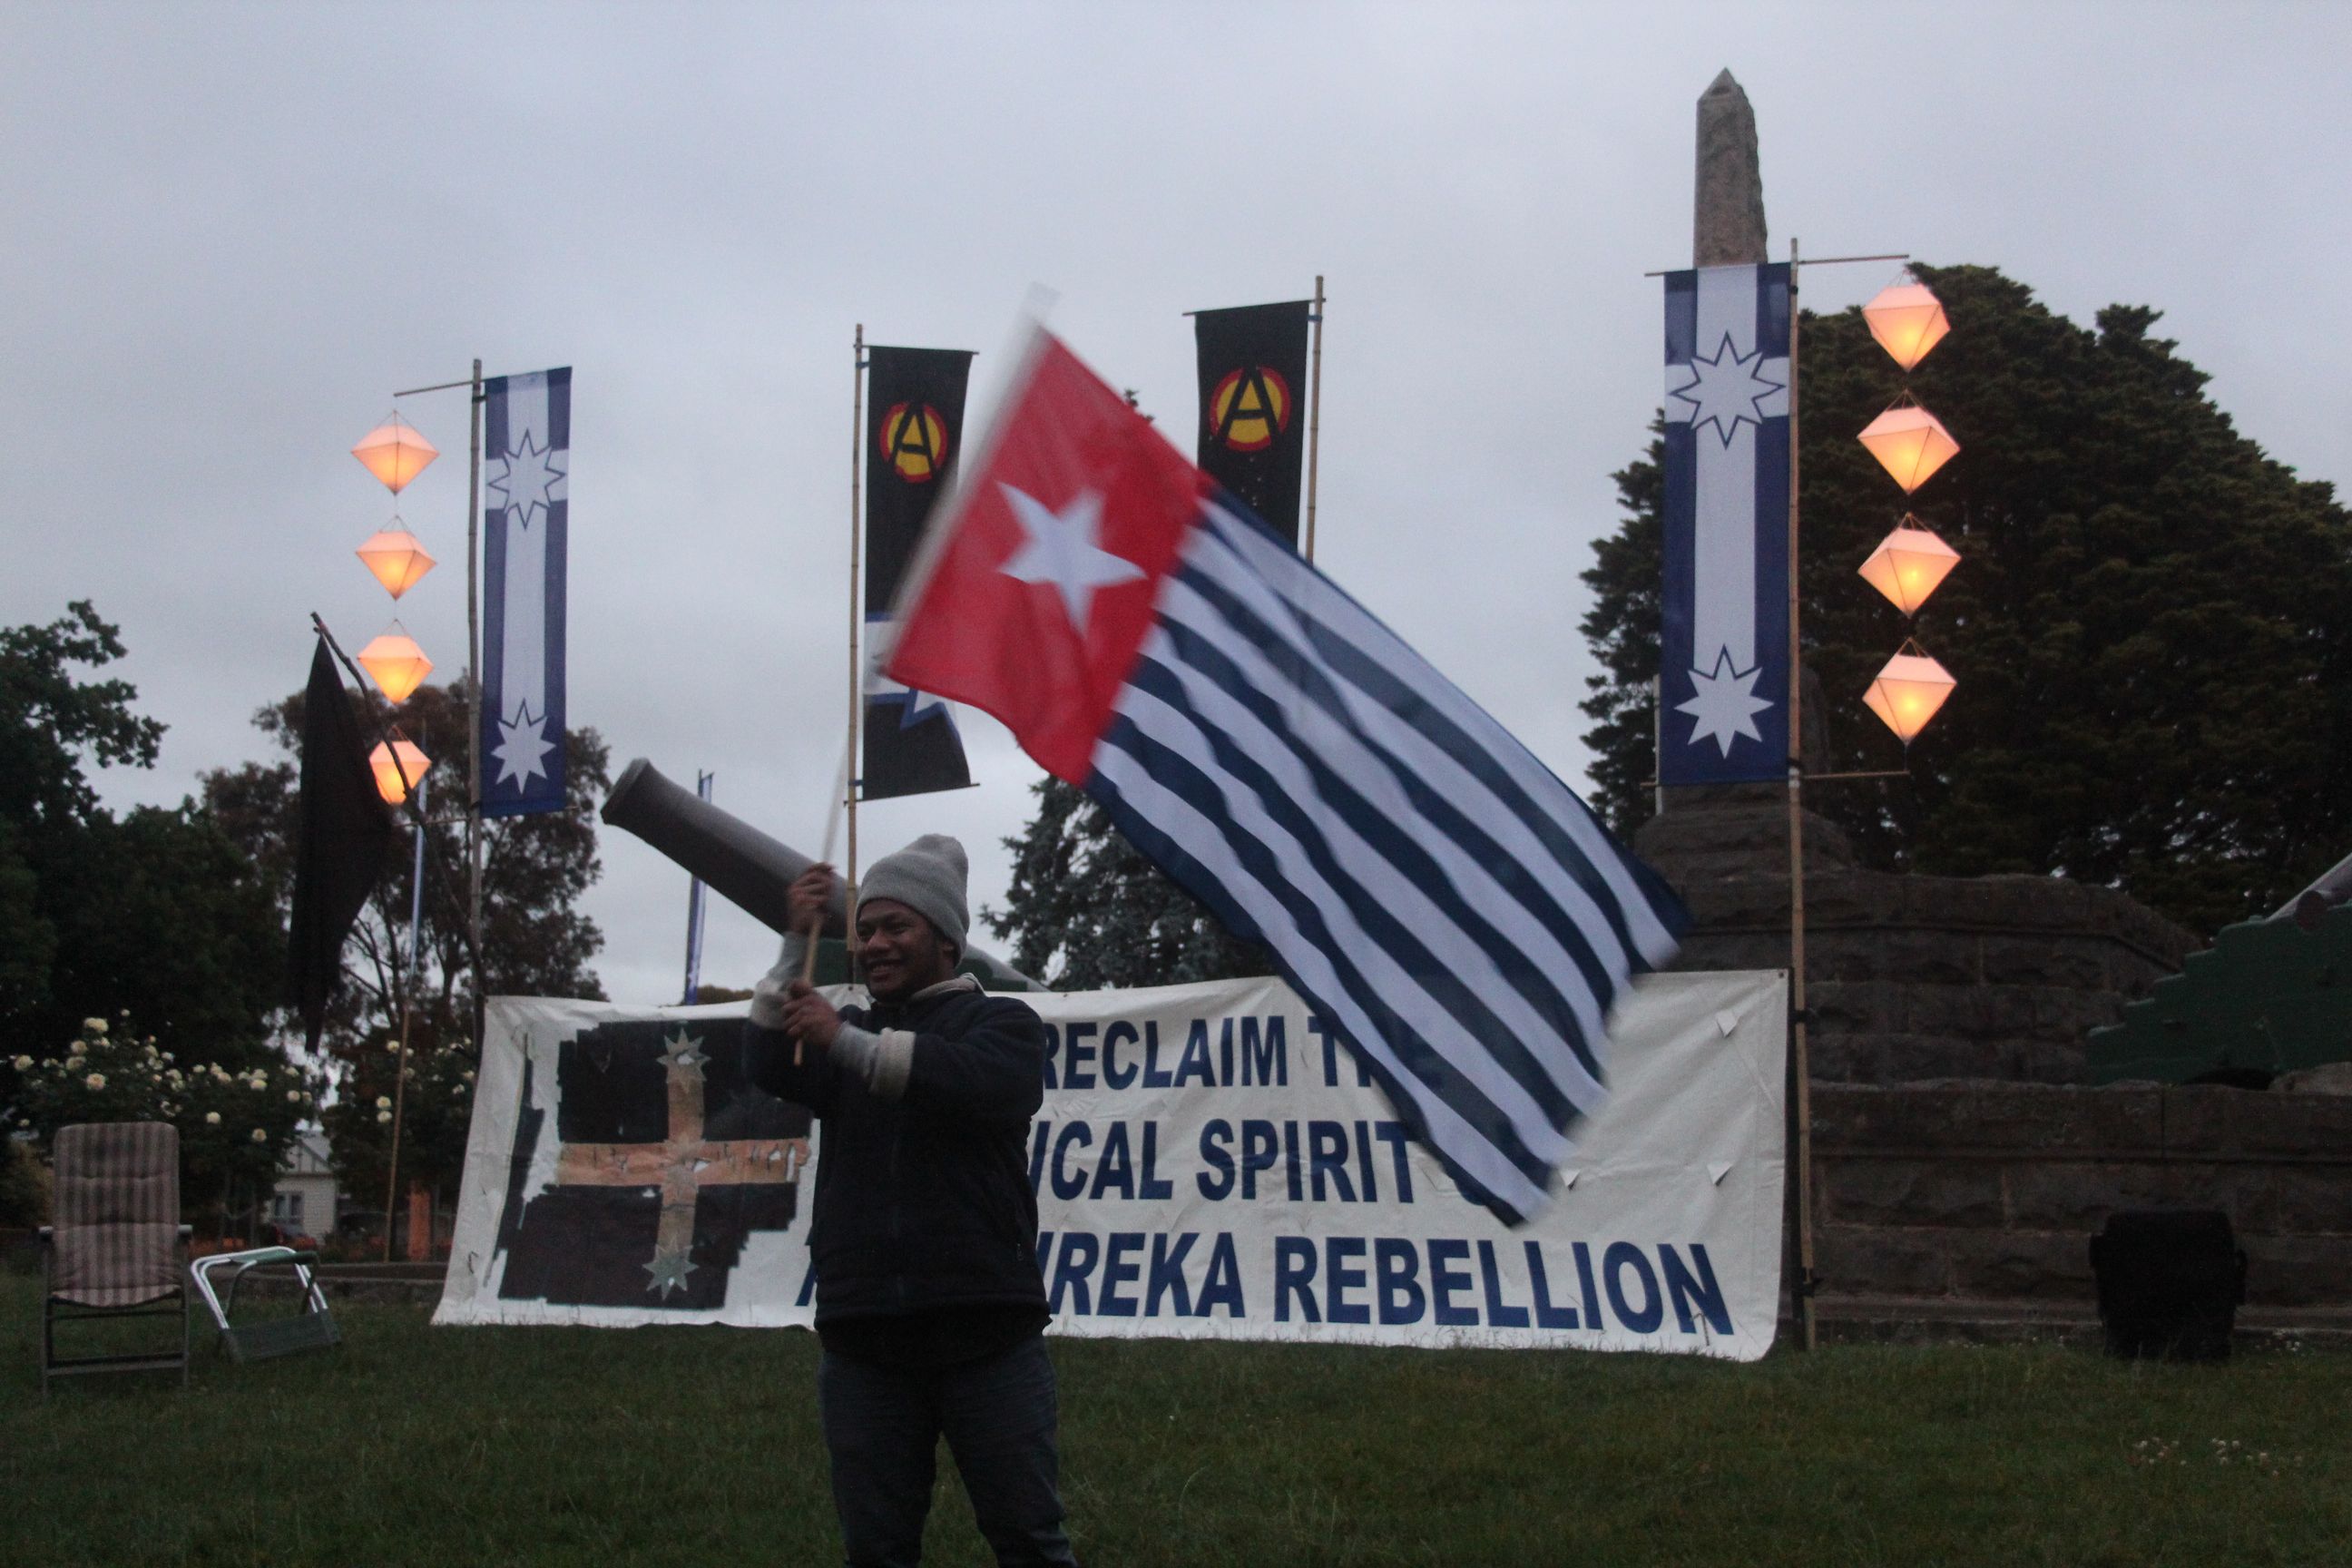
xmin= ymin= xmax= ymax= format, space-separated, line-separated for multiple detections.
xmin=355 ymin=525 xmax=437 ymax=599
xmin=351 ymin=413 xmax=439 ymax=494
xmin=1863 ymin=645 xmax=1956 ymax=743
xmin=1857 ymin=403 xmax=1961 ymax=494
xmin=368 ymin=739 xmax=434 ymax=805
xmin=1857 ymin=519 xmax=1962 ymax=614
xmin=1862 ymin=276 xmax=1951 ymax=371
xmin=357 ymin=625 xmax=433 ymax=703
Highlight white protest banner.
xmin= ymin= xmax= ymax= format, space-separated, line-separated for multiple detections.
xmin=437 ymin=970 xmax=1787 ymax=1360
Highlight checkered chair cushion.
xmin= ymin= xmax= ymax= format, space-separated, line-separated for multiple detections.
xmin=51 ymin=1122 xmax=183 ymax=1308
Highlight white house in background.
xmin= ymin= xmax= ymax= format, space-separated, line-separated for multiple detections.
xmin=270 ymin=1132 xmax=337 ymax=1243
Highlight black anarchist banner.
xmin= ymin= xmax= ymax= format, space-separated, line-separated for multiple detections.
xmin=862 ymin=345 xmax=975 ymax=800
xmin=1192 ymin=299 xmax=1311 ymax=548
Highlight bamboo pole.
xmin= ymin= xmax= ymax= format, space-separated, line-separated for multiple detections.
xmin=1786 ymin=239 xmax=1818 ymax=1352
xmin=1303 ymin=276 xmax=1325 ymax=563
xmin=795 ymin=748 xmax=853 ymax=1062
xmin=1651 ymin=676 xmax=1666 ymax=819
xmin=381 ymin=774 xmax=426 ymax=1262
xmin=464 ymin=358 xmax=485 ymax=1054
xmin=846 ymin=326 xmax=865 ymax=956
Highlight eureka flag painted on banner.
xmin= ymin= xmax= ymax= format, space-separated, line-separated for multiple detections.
xmin=482 ymin=368 xmax=571 ymax=817
xmin=886 ymin=333 xmax=1685 ymax=1225
xmin=1660 ymin=264 xmax=1790 ymax=785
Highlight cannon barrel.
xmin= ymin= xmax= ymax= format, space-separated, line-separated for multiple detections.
xmin=599 ymin=758 xmax=1044 ymax=991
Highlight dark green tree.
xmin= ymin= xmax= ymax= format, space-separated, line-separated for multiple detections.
xmin=0 ymin=600 xmax=164 ymax=830
xmin=986 ymin=777 xmax=1268 ymax=990
xmin=201 ymin=676 xmax=610 ymax=1199
xmin=0 ymin=603 xmax=295 ymax=1220
xmin=1582 ymin=264 xmax=2352 ymax=937
xmin=0 ymin=603 xmax=281 ymax=1069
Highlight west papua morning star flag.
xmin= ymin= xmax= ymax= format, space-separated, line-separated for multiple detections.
xmin=886 ymin=334 xmax=1686 ymax=1224
xmin=862 ymin=345 xmax=975 ymax=801
xmin=481 ymin=367 xmax=571 ymax=817
xmin=1660 ymin=264 xmax=1791 ymax=785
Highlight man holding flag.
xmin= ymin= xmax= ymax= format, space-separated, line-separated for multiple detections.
xmin=748 ymin=837 xmax=1076 ymax=1568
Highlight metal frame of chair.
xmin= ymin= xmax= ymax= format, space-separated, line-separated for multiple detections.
xmin=190 ymin=1246 xmax=341 ymax=1361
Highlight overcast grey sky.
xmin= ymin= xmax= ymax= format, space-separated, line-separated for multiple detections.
xmin=4 ymin=1 xmax=2345 ymax=1008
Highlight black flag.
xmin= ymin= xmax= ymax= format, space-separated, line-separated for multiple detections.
xmin=287 ymin=639 xmax=395 ymax=1048
xmin=862 ymin=345 xmax=975 ymax=801
xmin=1192 ymin=299 xmax=1312 ymax=547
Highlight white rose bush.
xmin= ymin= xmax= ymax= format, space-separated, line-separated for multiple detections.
xmin=321 ymin=1027 xmax=477 ymax=1204
xmin=5 ymin=1009 xmax=316 ymax=1230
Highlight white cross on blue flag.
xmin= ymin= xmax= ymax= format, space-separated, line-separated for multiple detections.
xmin=481 ymin=367 xmax=571 ymax=817
xmin=1661 ymin=265 xmax=1790 ymax=784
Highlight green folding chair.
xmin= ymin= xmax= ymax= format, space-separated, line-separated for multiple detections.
xmin=191 ymin=1245 xmax=341 ymax=1362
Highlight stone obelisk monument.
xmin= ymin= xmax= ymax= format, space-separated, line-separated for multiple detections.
xmin=1693 ymin=68 xmax=1768 ymax=269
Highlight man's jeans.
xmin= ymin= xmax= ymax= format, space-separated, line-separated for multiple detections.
xmin=818 ymin=1332 xmax=1079 ymax=1567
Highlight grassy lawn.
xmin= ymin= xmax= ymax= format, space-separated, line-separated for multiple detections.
xmin=4 ymin=1276 xmax=2348 ymax=1566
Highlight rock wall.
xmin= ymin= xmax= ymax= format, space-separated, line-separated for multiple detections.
xmin=1634 ymin=779 xmax=2198 ymax=1084
xmin=1812 ymin=1083 xmax=2352 ymax=1309
xmin=1680 ymin=867 xmax=2196 ymax=1083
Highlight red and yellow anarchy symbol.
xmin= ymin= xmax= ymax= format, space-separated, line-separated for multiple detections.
xmin=879 ymin=403 xmax=950 ymax=482
xmin=1208 ymin=367 xmax=1291 ymax=453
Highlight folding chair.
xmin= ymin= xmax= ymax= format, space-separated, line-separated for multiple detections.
xmin=191 ymin=1245 xmax=341 ymax=1361
xmin=39 ymin=1122 xmax=192 ymax=1396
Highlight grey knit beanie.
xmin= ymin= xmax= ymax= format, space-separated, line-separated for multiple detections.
xmin=857 ymin=834 xmax=970 ymax=954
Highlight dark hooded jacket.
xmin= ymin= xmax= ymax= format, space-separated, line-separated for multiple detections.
xmin=746 ymin=975 xmax=1049 ymax=1325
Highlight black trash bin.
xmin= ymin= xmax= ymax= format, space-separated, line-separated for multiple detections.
xmin=2089 ymin=1209 xmax=2248 ymax=1363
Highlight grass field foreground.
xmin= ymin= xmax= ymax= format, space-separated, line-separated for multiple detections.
xmin=4 ymin=1278 xmax=2348 ymax=1565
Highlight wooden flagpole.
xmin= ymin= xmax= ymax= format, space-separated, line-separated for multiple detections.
xmin=796 ymin=746 xmax=853 ymax=1060
xmin=1785 ymin=239 xmax=1818 ymax=1351
xmin=846 ymin=326 xmax=866 ymax=952
xmin=1303 ymin=275 xmax=1326 ymax=563
xmin=381 ymin=772 xmax=426 ymax=1262
xmin=464 ymin=358 xmax=485 ymax=1056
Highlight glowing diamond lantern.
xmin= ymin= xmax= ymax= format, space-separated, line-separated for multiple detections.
xmin=1857 ymin=402 xmax=1960 ymax=494
xmin=357 ymin=625 xmax=433 ymax=703
xmin=1857 ymin=518 xmax=1962 ymax=615
xmin=368 ymin=738 xmax=434 ymax=805
xmin=355 ymin=524 xmax=437 ymax=599
xmin=1862 ymin=275 xmax=1951 ymax=371
xmin=1863 ymin=644 xmax=1956 ymax=743
xmin=351 ymin=413 xmax=438 ymax=494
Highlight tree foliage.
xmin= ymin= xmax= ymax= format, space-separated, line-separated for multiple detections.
xmin=1582 ymin=264 xmax=2352 ymax=936
xmin=0 ymin=603 xmax=283 ymax=1082
xmin=0 ymin=601 xmax=163 ymax=831
xmin=986 ymin=777 xmax=1269 ymax=990
xmin=201 ymin=675 xmax=610 ymax=1194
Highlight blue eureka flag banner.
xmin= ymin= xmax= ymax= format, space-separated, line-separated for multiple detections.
xmin=481 ymin=367 xmax=571 ymax=817
xmin=1660 ymin=266 xmax=1790 ymax=786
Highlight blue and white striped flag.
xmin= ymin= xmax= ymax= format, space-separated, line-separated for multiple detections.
xmin=888 ymin=335 xmax=1687 ymax=1223
xmin=481 ymin=367 xmax=571 ymax=818
xmin=1661 ymin=264 xmax=1790 ymax=785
